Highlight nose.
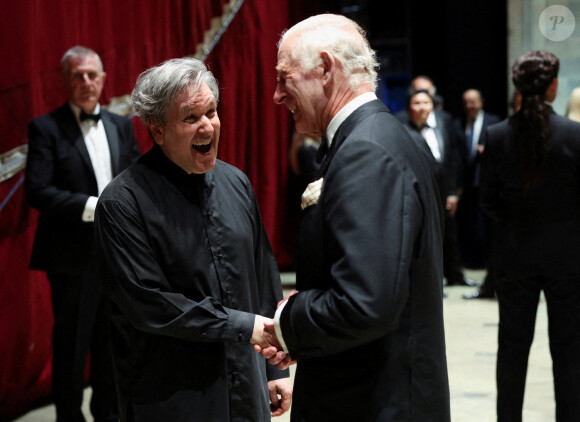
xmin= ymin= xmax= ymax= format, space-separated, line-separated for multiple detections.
xmin=198 ymin=115 xmax=215 ymax=133
xmin=273 ymin=84 xmax=285 ymax=105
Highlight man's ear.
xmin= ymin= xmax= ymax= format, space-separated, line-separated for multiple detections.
xmin=319 ymin=50 xmax=335 ymax=85
xmin=149 ymin=121 xmax=164 ymax=145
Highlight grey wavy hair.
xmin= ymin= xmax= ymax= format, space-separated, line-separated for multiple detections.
xmin=279 ymin=14 xmax=379 ymax=92
xmin=61 ymin=46 xmax=103 ymax=77
xmin=131 ymin=57 xmax=219 ymax=128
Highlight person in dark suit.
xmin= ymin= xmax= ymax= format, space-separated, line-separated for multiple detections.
xmin=257 ymin=14 xmax=450 ymax=421
xmin=401 ymin=89 xmax=475 ymax=288
xmin=480 ymin=50 xmax=580 ymax=422
xmin=25 ymin=46 xmax=141 ymax=422
xmin=454 ymin=89 xmax=501 ymax=299
xmin=394 ymin=75 xmax=444 ymax=120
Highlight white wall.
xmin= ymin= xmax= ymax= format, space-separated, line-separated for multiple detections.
xmin=508 ymin=0 xmax=580 ymax=115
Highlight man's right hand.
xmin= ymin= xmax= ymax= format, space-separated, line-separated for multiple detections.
xmin=252 ymin=316 xmax=296 ymax=369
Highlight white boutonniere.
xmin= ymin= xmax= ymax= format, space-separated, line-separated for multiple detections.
xmin=301 ymin=178 xmax=324 ymax=210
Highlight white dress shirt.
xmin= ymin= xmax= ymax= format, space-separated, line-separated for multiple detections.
xmin=466 ymin=110 xmax=484 ymax=161
xmin=421 ymin=120 xmax=442 ymax=162
xmin=69 ymin=103 xmax=113 ymax=222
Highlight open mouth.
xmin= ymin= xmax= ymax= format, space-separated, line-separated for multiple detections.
xmin=192 ymin=141 xmax=212 ymax=154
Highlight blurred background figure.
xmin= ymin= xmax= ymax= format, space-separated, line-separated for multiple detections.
xmin=395 ymin=75 xmax=446 ymax=122
xmin=566 ymin=87 xmax=580 ymax=122
xmin=480 ymin=50 xmax=580 ymax=422
xmin=288 ymin=132 xmax=322 ymax=193
xmin=284 ymin=132 xmax=322 ymax=271
xmin=454 ymin=89 xmax=500 ymax=299
xmin=402 ymin=89 xmax=475 ymax=288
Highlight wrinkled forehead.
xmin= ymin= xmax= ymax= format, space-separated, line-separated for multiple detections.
xmin=275 ymin=43 xmax=296 ymax=76
xmin=275 ymin=53 xmax=290 ymax=73
xmin=67 ymin=56 xmax=102 ymax=73
xmin=177 ymin=82 xmax=216 ymax=109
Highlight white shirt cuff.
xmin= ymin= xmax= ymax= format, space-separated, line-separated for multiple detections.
xmin=274 ymin=301 xmax=289 ymax=353
xmin=82 ymin=196 xmax=98 ymax=222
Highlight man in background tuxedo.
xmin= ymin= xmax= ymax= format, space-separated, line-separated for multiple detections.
xmin=25 ymin=46 xmax=141 ymax=422
xmin=396 ymin=84 xmax=476 ymax=288
xmin=394 ymin=75 xmax=446 ymax=123
xmin=259 ymin=14 xmax=450 ymax=421
xmin=400 ymin=89 xmax=476 ymax=288
xmin=454 ymin=89 xmax=500 ymax=299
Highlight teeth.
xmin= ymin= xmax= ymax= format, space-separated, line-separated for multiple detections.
xmin=192 ymin=140 xmax=211 ymax=146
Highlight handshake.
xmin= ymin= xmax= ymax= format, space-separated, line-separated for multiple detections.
xmin=251 ymin=291 xmax=298 ymax=370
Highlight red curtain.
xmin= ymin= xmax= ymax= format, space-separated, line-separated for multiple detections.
xmin=0 ymin=0 xmax=328 ymax=418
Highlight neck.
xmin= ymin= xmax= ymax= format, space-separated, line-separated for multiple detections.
xmin=71 ymin=101 xmax=99 ymax=114
xmin=323 ymin=85 xmax=373 ymax=129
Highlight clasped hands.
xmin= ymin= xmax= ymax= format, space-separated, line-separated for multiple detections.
xmin=251 ymin=292 xmax=298 ymax=370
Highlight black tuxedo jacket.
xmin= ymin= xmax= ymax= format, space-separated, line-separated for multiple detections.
xmin=454 ymin=111 xmax=501 ymax=188
xmin=281 ymin=100 xmax=450 ymax=421
xmin=25 ymin=103 xmax=141 ymax=275
xmin=480 ymin=112 xmax=580 ymax=278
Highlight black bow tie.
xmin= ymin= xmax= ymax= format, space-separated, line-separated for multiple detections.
xmin=80 ymin=110 xmax=101 ymax=123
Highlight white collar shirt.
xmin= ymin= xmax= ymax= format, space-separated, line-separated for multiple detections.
xmin=421 ymin=113 xmax=442 ymax=162
xmin=70 ymin=102 xmax=113 ymax=195
xmin=326 ymin=92 xmax=377 ymax=147
xmin=466 ymin=110 xmax=484 ymax=160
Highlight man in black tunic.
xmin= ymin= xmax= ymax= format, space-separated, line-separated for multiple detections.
xmin=94 ymin=57 xmax=292 ymax=421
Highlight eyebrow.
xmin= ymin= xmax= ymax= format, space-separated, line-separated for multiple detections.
xmin=275 ymin=61 xmax=288 ymax=73
xmin=181 ymin=102 xmax=217 ymax=114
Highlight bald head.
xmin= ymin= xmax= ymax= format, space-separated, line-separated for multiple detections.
xmin=410 ymin=76 xmax=436 ymax=97
xmin=462 ymin=89 xmax=483 ymax=121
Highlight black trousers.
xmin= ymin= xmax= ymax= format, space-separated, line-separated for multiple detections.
xmin=496 ymin=275 xmax=580 ymax=422
xmin=456 ymin=185 xmax=492 ymax=269
xmin=443 ymin=212 xmax=464 ymax=284
xmin=48 ymin=257 xmax=118 ymax=422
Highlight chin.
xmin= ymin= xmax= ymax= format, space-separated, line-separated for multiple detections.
xmin=193 ymin=159 xmax=216 ymax=174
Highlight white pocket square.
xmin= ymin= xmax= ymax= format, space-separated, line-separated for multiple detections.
xmin=301 ymin=178 xmax=324 ymax=210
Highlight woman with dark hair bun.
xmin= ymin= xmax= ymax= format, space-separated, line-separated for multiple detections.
xmin=512 ymin=50 xmax=559 ymax=188
xmin=480 ymin=50 xmax=580 ymax=421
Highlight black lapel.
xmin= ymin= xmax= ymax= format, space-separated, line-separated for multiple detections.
xmin=55 ymin=103 xmax=94 ymax=173
xmin=433 ymin=125 xmax=445 ymax=157
xmin=477 ymin=113 xmax=487 ymax=145
xmin=101 ymin=110 xmax=121 ymax=175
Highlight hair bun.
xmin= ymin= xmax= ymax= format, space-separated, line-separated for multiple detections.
xmin=512 ymin=51 xmax=559 ymax=96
